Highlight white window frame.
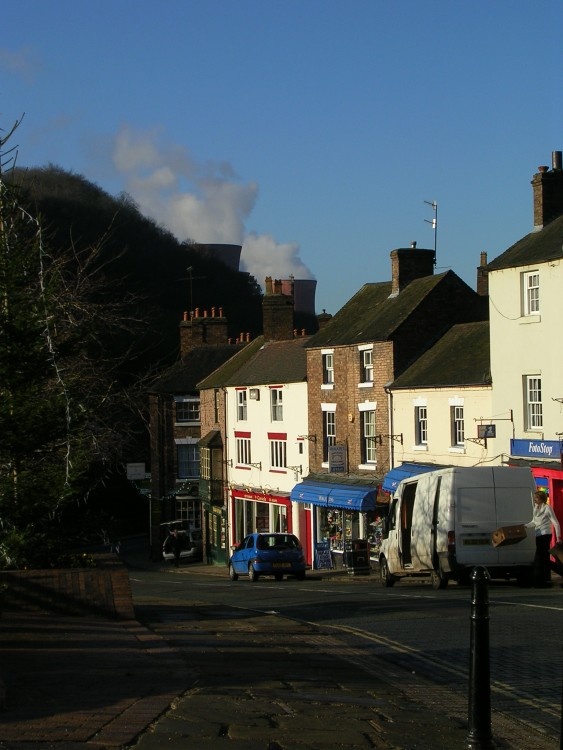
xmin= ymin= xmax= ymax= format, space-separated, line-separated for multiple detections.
xmin=358 ymin=344 xmax=373 ymax=386
xmin=236 ymin=437 xmax=252 ymax=466
xmin=523 ymin=271 xmax=540 ymax=316
xmin=451 ymin=405 xmax=465 ymax=447
xmin=269 ymin=439 xmax=287 ymax=469
xmin=270 ymin=387 xmax=283 ymax=421
xmin=321 ymin=403 xmax=336 ymax=464
xmin=236 ymin=389 xmax=247 ymax=421
xmin=321 ymin=349 xmax=334 ymax=389
xmin=362 ymin=409 xmax=376 ymax=464
xmin=174 ymin=396 xmax=200 ymax=423
xmin=525 ymin=376 xmax=543 ymax=430
xmin=415 ymin=405 xmax=428 ymax=446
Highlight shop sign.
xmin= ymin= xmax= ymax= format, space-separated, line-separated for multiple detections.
xmin=511 ymin=438 xmax=561 ymax=458
xmin=328 ymin=445 xmax=347 ymax=473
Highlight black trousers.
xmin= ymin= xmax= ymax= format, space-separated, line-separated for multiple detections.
xmin=534 ymin=534 xmax=552 ymax=584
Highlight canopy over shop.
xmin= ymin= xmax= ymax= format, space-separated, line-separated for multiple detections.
xmin=381 ymin=462 xmax=450 ymax=494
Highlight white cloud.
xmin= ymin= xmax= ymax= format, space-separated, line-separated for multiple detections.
xmin=111 ymin=124 xmax=315 ymax=285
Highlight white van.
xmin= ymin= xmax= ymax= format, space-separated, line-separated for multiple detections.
xmin=379 ymin=466 xmax=536 ymax=589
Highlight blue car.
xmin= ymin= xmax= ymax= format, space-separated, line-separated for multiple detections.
xmin=228 ymin=532 xmax=307 ymax=581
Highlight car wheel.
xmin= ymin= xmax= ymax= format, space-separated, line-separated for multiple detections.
xmin=229 ymin=564 xmax=238 ymax=581
xmin=274 ymin=573 xmax=283 ymax=581
xmin=379 ymin=556 xmax=395 ymax=587
xmin=430 ymin=567 xmax=448 ymax=590
xmin=295 ymin=571 xmax=306 ymax=581
xmin=248 ymin=564 xmax=259 ymax=582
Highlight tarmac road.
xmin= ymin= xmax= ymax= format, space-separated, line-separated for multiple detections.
xmin=0 ymin=548 xmax=559 ymax=750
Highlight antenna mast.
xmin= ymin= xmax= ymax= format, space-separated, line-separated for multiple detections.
xmin=424 ymin=200 xmax=438 ymax=257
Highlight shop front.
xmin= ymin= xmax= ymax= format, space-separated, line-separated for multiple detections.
xmin=509 ymin=439 xmax=563 ymax=547
xmin=290 ymin=479 xmax=385 ymax=569
xmin=230 ymin=486 xmax=293 ymax=549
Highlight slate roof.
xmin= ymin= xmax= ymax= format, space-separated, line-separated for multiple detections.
xmin=487 ymin=214 xmax=563 ymax=271
xmin=391 ymin=321 xmax=491 ymax=389
xmin=197 ymin=335 xmax=309 ymax=389
xmin=148 ymin=344 xmax=246 ymax=394
xmin=304 ymin=271 xmax=455 ymax=348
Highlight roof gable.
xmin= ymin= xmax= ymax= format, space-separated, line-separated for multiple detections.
xmin=391 ymin=321 xmax=491 ymax=389
xmin=197 ymin=336 xmax=309 ymax=389
xmin=487 ymin=214 xmax=563 ymax=271
xmin=306 ymin=271 xmax=461 ymax=348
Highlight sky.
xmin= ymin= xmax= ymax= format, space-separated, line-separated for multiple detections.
xmin=2 ymin=1 xmax=563 ymax=316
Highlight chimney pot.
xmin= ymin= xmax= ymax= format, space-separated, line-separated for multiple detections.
xmin=219 ymin=306 xmax=223 ymax=317
xmin=538 ymin=165 xmax=549 ymax=173
xmin=183 ymin=311 xmax=188 ymax=321
xmin=195 ymin=307 xmax=200 ymax=317
xmin=553 ymin=151 xmax=563 ymax=171
xmin=410 ymin=241 xmax=417 ymax=249
xmin=211 ymin=307 xmax=216 ymax=317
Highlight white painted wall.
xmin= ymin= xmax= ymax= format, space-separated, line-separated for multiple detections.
xmin=390 ymin=386 xmax=494 ymax=468
xmin=489 ymin=260 xmax=563 ymax=451
xmin=224 ymin=381 xmax=310 ymax=495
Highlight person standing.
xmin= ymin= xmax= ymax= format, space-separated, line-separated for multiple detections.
xmin=169 ymin=529 xmax=182 ymax=568
xmin=528 ymin=491 xmax=562 ymax=587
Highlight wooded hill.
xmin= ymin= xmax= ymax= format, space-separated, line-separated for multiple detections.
xmin=9 ymin=165 xmax=264 ymax=377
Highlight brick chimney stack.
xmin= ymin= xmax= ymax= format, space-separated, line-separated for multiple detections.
xmin=179 ymin=307 xmax=229 ymax=357
xmin=390 ymin=244 xmax=436 ymax=296
xmin=476 ymin=251 xmax=489 ymax=297
xmin=262 ymin=276 xmax=294 ymax=341
xmin=532 ymin=151 xmax=563 ymax=230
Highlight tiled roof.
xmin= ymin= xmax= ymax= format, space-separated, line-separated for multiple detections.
xmin=197 ymin=336 xmax=309 ymax=389
xmin=391 ymin=321 xmax=491 ymax=388
xmin=148 ymin=344 xmax=245 ymax=394
xmin=487 ymin=214 xmax=563 ymax=271
xmin=305 ymin=272 xmax=450 ymax=347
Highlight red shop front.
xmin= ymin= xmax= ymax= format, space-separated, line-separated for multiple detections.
xmin=229 ymin=487 xmax=293 ymax=547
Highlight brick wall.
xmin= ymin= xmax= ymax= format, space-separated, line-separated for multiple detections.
xmin=0 ymin=553 xmax=135 ymax=620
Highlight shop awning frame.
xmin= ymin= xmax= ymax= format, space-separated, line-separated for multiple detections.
xmin=290 ymin=482 xmax=377 ymax=512
xmin=381 ymin=462 xmax=448 ymax=494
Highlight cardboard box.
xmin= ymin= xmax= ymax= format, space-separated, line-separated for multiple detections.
xmin=549 ymin=542 xmax=563 ymax=564
xmin=491 ymin=524 xmax=527 ymax=547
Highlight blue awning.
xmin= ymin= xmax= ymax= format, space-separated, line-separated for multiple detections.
xmin=290 ymin=482 xmax=377 ymax=512
xmin=381 ymin=463 xmax=447 ymax=494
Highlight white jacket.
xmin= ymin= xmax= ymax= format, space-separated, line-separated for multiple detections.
xmin=530 ymin=503 xmax=561 ymax=539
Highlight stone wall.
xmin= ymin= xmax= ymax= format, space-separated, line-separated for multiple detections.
xmin=0 ymin=553 xmax=135 ymax=620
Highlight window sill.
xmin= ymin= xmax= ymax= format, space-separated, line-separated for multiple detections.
xmin=269 ymin=469 xmax=287 ymax=474
xmin=412 ymin=444 xmax=428 ymax=451
xmin=448 ymin=446 xmax=466 ymax=454
xmin=358 ymin=463 xmax=377 ymax=471
xmin=235 ymin=465 xmax=251 ymax=470
xmin=520 ymin=314 xmax=541 ymax=324
xmin=321 ymin=383 xmax=334 ymax=390
xmin=358 ymin=382 xmax=373 ymax=389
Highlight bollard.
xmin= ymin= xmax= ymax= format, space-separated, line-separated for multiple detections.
xmin=466 ymin=566 xmax=496 ymax=749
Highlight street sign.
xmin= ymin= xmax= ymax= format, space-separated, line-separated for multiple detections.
xmin=126 ymin=462 xmax=146 ymax=480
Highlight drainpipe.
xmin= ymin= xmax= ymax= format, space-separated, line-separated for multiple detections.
xmin=384 ymin=383 xmax=395 ymax=469
xmin=223 ymin=387 xmax=230 ymax=550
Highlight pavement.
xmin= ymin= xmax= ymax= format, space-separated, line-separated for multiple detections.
xmin=0 ymin=543 xmax=560 ymax=750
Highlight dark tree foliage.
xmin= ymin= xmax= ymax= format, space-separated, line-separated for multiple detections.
xmin=0 ymin=155 xmax=263 ymax=568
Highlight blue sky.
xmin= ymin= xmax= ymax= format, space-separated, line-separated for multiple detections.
xmin=2 ymin=1 xmax=562 ymax=315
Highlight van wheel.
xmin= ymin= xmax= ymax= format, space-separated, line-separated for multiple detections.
xmin=516 ymin=567 xmax=533 ymax=587
xmin=274 ymin=573 xmax=283 ymax=581
xmin=430 ymin=568 xmax=448 ymax=590
xmin=228 ymin=564 xmax=238 ymax=581
xmin=248 ymin=564 xmax=259 ymax=582
xmin=380 ymin=557 xmax=396 ymax=587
